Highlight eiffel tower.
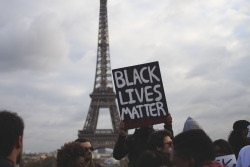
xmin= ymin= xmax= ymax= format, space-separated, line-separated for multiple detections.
xmin=78 ymin=0 xmax=120 ymax=149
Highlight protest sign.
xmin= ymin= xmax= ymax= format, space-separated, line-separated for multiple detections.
xmin=112 ymin=61 xmax=169 ymax=129
xmin=215 ymin=154 xmax=236 ymax=167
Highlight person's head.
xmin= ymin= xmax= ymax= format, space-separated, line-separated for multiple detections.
xmin=57 ymin=141 xmax=85 ymax=167
xmin=75 ymin=138 xmax=93 ymax=161
xmin=148 ymin=129 xmax=173 ymax=153
xmin=233 ymin=120 xmax=250 ymax=140
xmin=228 ymin=120 xmax=250 ymax=158
xmin=170 ymin=129 xmax=215 ymax=167
xmin=213 ymin=139 xmax=233 ymax=157
xmin=0 ymin=110 xmax=24 ymax=164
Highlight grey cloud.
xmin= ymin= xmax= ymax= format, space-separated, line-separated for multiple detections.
xmin=226 ymin=55 xmax=250 ymax=86
xmin=1 ymin=0 xmax=250 ymax=153
xmin=0 ymin=13 xmax=69 ymax=73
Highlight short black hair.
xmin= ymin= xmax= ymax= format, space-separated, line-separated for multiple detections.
xmin=75 ymin=138 xmax=91 ymax=144
xmin=173 ymin=129 xmax=215 ymax=165
xmin=57 ymin=141 xmax=85 ymax=167
xmin=0 ymin=110 xmax=24 ymax=157
xmin=148 ymin=129 xmax=172 ymax=150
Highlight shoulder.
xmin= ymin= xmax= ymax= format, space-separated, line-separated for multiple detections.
xmin=238 ymin=145 xmax=250 ymax=159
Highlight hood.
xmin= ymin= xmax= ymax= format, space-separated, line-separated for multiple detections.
xmin=183 ymin=117 xmax=204 ymax=132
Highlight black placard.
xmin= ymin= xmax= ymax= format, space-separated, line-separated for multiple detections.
xmin=112 ymin=61 xmax=169 ymax=129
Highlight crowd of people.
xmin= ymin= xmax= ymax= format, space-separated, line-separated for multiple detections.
xmin=113 ymin=116 xmax=250 ymax=167
xmin=0 ymin=110 xmax=249 ymax=167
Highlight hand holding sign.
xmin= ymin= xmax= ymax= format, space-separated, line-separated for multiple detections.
xmin=166 ymin=113 xmax=172 ymax=125
xmin=119 ymin=122 xmax=127 ymax=136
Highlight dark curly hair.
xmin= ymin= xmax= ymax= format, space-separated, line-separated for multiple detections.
xmin=0 ymin=110 xmax=24 ymax=157
xmin=57 ymin=142 xmax=85 ymax=167
xmin=147 ymin=129 xmax=172 ymax=150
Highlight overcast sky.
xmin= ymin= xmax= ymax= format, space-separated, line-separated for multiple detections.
xmin=0 ymin=0 xmax=249 ymax=153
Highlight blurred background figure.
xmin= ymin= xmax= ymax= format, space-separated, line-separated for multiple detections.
xmin=57 ymin=141 xmax=85 ymax=167
xmin=228 ymin=120 xmax=250 ymax=159
xmin=170 ymin=129 xmax=224 ymax=167
xmin=213 ymin=139 xmax=234 ymax=157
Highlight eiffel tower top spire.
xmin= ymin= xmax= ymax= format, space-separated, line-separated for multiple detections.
xmin=93 ymin=0 xmax=113 ymax=92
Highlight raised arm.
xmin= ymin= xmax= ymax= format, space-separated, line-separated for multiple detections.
xmin=164 ymin=113 xmax=174 ymax=138
xmin=113 ymin=122 xmax=129 ymax=160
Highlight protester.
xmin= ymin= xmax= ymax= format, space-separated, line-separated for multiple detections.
xmin=228 ymin=120 xmax=250 ymax=159
xmin=213 ymin=139 xmax=234 ymax=157
xmin=57 ymin=141 xmax=85 ymax=167
xmin=170 ymin=129 xmax=225 ymax=167
xmin=75 ymin=138 xmax=96 ymax=167
xmin=113 ymin=113 xmax=173 ymax=167
xmin=0 ymin=110 xmax=24 ymax=167
xmin=236 ymin=145 xmax=250 ymax=167
xmin=147 ymin=129 xmax=173 ymax=166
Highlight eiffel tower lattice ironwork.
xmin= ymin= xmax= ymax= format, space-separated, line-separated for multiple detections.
xmin=78 ymin=0 xmax=120 ymax=149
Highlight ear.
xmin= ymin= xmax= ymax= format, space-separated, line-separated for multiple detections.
xmin=15 ymin=136 xmax=23 ymax=149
